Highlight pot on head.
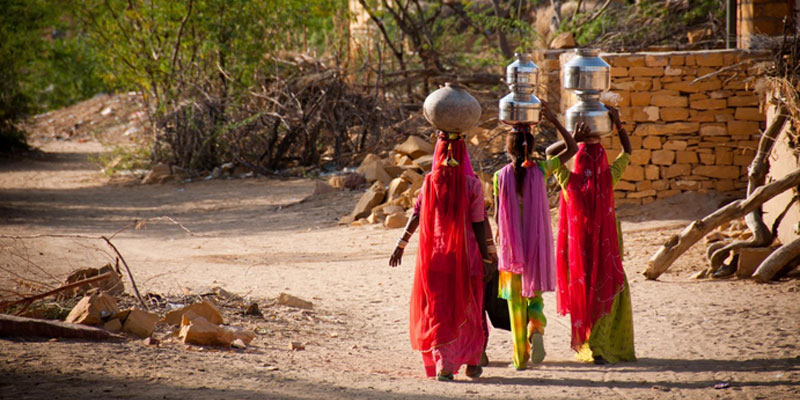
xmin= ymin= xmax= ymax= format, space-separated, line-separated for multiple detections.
xmin=499 ymin=92 xmax=541 ymax=125
xmin=423 ymin=82 xmax=482 ymax=133
xmin=564 ymin=95 xmax=612 ymax=137
xmin=506 ymin=53 xmax=539 ymax=95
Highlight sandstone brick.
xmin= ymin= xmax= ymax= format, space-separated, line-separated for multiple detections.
xmin=675 ymin=151 xmax=699 ymax=164
xmin=642 ymin=136 xmax=662 ymax=149
xmin=651 ymin=150 xmax=675 ymax=165
xmin=612 ymin=80 xmax=652 ymax=91
xmin=630 ymin=92 xmax=651 ymax=106
xmin=725 ymin=79 xmax=749 ymax=90
xmin=611 ymin=66 xmax=629 ymax=77
xmin=629 ymin=66 xmax=664 ymax=77
xmin=622 ymin=165 xmax=644 ymax=181
xmin=692 ymin=165 xmax=740 ymax=179
xmin=611 ymin=55 xmax=645 ymax=67
xmin=699 ymin=123 xmax=727 ymax=136
xmin=690 ymin=98 xmax=727 ymax=110
xmin=662 ymin=164 xmax=692 ymax=178
xmin=664 ymin=80 xmax=722 ymax=93
xmin=715 ymin=179 xmax=736 ymax=192
xmin=663 ymin=140 xmax=688 ymax=151
xmin=614 ymin=191 xmax=626 ymax=199
xmin=657 ymin=189 xmax=682 ymax=198
xmin=699 ymin=152 xmax=716 ymax=166
xmin=645 ymin=55 xmax=669 ymax=67
xmin=636 ymin=180 xmax=652 ymax=191
xmin=652 ymin=78 xmax=662 ymax=91
xmin=642 ymin=196 xmax=656 ymax=205
xmin=715 ymin=147 xmax=733 ymax=165
xmin=673 ymin=180 xmax=700 ymax=190
xmin=652 ymin=179 xmax=668 ymax=190
xmin=702 ymin=49 xmax=730 ymax=65
xmin=630 ymin=149 xmax=651 ymax=165
xmin=616 ymin=180 xmax=636 ymax=191
xmin=689 ymin=93 xmax=709 ymax=101
xmin=628 ymin=189 xmax=657 ymax=199
xmin=636 ymin=122 xmax=700 ymax=136
xmin=728 ymin=95 xmax=759 ymax=107
xmin=651 ymin=95 xmax=688 ymax=108
xmin=642 ymin=106 xmax=659 ymax=121
xmin=696 ymin=67 xmax=717 ymax=76
xmin=669 ymin=55 xmax=685 ymax=65
xmin=708 ymin=90 xmax=732 ymax=99
xmin=734 ymin=107 xmax=764 ymax=121
xmin=689 ymin=110 xmax=715 ymax=122
xmin=664 ymin=66 xmax=683 ymax=76
xmin=661 ymin=107 xmax=690 ymax=121
xmin=714 ymin=109 xmax=736 ymax=122
xmin=733 ymin=153 xmax=754 ymax=166
xmin=684 ymin=54 xmax=696 ymax=66
xmin=728 ymin=120 xmax=761 ymax=136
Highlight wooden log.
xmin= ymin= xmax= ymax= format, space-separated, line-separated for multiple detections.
xmin=0 ymin=314 xmax=123 ymax=340
xmin=753 ymin=237 xmax=800 ymax=282
xmin=644 ymin=167 xmax=800 ymax=280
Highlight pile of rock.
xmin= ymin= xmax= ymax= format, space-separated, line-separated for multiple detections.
xmin=337 ymin=135 xmax=433 ymax=229
xmin=65 ymin=293 xmax=159 ymax=339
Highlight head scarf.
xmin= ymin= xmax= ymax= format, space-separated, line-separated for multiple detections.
xmin=495 ymin=162 xmax=556 ymax=296
xmin=555 ymin=143 xmax=626 ymax=351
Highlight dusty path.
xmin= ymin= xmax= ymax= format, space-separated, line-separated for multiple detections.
xmin=1 ymin=137 xmax=799 ymax=399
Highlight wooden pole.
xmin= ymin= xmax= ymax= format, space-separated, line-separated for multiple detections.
xmin=753 ymin=237 xmax=800 ymax=282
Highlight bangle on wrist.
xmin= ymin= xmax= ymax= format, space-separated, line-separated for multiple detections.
xmin=482 ymin=258 xmax=493 ymax=264
xmin=488 ymin=245 xmax=496 ymax=254
xmin=397 ymin=239 xmax=408 ymax=249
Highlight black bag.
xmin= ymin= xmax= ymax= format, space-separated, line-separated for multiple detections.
xmin=483 ymin=270 xmax=511 ymax=331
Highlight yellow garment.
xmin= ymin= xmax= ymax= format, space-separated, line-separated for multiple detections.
xmin=498 ymin=271 xmax=546 ymax=369
xmin=575 ymin=278 xmax=636 ymax=363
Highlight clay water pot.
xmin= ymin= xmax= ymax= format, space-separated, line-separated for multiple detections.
xmin=422 ymin=82 xmax=482 ymax=133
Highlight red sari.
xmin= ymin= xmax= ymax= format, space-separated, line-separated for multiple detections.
xmin=555 ymin=143 xmax=626 ymax=351
xmin=410 ymin=133 xmax=485 ymax=376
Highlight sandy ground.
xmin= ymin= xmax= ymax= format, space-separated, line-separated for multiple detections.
xmin=1 ymin=133 xmax=799 ymax=400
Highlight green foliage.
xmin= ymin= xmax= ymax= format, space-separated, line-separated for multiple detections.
xmin=95 ymin=145 xmax=152 ymax=176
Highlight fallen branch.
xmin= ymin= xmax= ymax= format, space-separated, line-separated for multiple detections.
xmin=101 ymin=237 xmax=147 ymax=310
xmin=0 ymin=314 xmax=123 ymax=341
xmin=0 ymin=272 xmax=113 ymax=312
xmin=644 ymin=167 xmax=800 ymax=280
xmin=753 ymin=237 xmax=800 ymax=282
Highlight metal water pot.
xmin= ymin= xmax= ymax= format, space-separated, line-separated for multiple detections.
xmin=562 ymin=49 xmax=610 ymax=94
xmin=499 ymin=92 xmax=541 ymax=125
xmin=564 ymin=94 xmax=612 ymax=136
xmin=506 ymin=53 xmax=539 ymax=95
xmin=422 ymin=82 xmax=482 ymax=133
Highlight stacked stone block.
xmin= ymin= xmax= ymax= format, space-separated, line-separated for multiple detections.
xmin=546 ymin=49 xmax=771 ymax=206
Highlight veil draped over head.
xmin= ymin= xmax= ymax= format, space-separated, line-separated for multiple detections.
xmin=555 ymin=143 xmax=625 ymax=351
xmin=409 ymin=133 xmax=482 ymax=352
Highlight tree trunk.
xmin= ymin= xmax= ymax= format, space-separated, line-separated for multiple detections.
xmin=707 ymin=105 xmax=788 ymax=272
xmin=644 ymin=167 xmax=800 ymax=280
xmin=753 ymin=237 xmax=800 ymax=282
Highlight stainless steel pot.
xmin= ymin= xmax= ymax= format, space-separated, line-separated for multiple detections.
xmin=422 ymin=82 xmax=482 ymax=133
xmin=564 ymin=94 xmax=612 ymax=136
xmin=499 ymin=92 xmax=541 ymax=125
xmin=562 ymin=49 xmax=610 ymax=94
xmin=506 ymin=53 xmax=539 ymax=95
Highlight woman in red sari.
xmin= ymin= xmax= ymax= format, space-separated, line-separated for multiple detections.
xmin=390 ymin=131 xmax=494 ymax=381
xmin=547 ymin=107 xmax=636 ymax=364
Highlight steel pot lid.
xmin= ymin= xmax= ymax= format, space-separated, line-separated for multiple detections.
xmin=422 ymin=82 xmax=482 ymax=133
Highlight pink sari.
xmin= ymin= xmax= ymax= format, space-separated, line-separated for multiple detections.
xmin=495 ymin=163 xmax=556 ymax=296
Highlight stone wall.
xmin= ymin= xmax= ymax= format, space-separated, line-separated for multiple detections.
xmin=533 ymin=49 xmax=771 ymax=206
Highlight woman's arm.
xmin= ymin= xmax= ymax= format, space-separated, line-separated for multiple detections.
xmin=607 ymin=106 xmax=632 ymax=154
xmin=542 ymin=101 xmax=579 ymax=165
xmin=472 ymin=221 xmax=496 ymax=283
xmin=389 ymin=213 xmax=419 ymax=267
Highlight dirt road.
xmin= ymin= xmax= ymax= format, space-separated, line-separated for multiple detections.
xmin=1 ymin=136 xmax=798 ymax=399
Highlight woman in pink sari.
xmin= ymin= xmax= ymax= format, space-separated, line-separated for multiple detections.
xmin=492 ymin=103 xmax=578 ymax=370
xmin=389 ymin=131 xmax=494 ymax=381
